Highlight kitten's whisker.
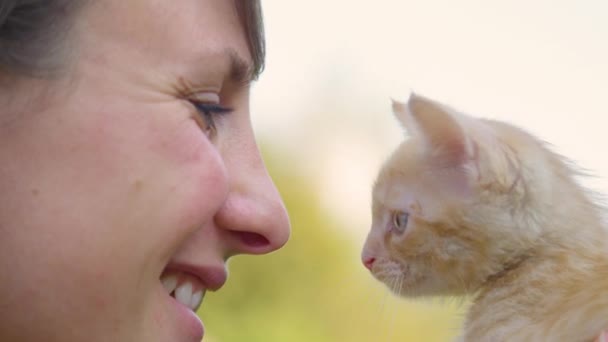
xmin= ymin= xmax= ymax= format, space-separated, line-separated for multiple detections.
xmin=396 ymin=274 xmax=403 ymax=290
xmin=387 ymin=275 xmax=403 ymax=342
xmin=364 ymin=282 xmax=386 ymax=332
xmin=455 ymin=270 xmax=468 ymax=295
xmin=380 ymin=278 xmax=392 ymax=310
xmin=377 ymin=275 xmax=398 ymax=342
xmin=323 ymin=266 xmax=388 ymax=340
xmin=385 ymin=274 xmax=404 ymax=342
xmin=341 ymin=269 xmax=387 ymax=337
xmin=357 ymin=280 xmax=382 ymax=340
xmin=374 ymin=289 xmax=388 ymax=341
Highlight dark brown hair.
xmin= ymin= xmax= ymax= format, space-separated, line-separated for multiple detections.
xmin=0 ymin=0 xmax=87 ymax=77
xmin=0 ymin=0 xmax=266 ymax=79
xmin=235 ymin=0 xmax=266 ymax=80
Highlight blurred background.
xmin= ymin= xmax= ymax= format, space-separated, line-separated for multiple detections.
xmin=201 ymin=0 xmax=608 ymax=341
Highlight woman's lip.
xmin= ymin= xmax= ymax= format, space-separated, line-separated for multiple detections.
xmin=159 ymin=262 xmax=227 ymax=340
xmin=163 ymin=285 xmax=205 ymax=340
xmin=163 ymin=262 xmax=227 ymax=291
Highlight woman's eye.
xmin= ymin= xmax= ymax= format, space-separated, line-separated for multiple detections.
xmin=392 ymin=211 xmax=409 ymax=234
xmin=190 ymin=102 xmax=232 ymax=136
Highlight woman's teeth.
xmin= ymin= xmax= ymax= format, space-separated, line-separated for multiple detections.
xmin=161 ymin=275 xmax=178 ymax=293
xmin=161 ymin=273 xmax=205 ymax=311
xmin=175 ymin=281 xmax=204 ymax=311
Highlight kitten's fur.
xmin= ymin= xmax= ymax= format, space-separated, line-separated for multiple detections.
xmin=362 ymin=94 xmax=608 ymax=341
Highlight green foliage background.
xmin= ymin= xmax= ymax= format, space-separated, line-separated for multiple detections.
xmin=199 ymin=146 xmax=465 ymax=342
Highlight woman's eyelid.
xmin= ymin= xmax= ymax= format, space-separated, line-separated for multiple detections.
xmin=190 ymin=92 xmax=220 ymax=104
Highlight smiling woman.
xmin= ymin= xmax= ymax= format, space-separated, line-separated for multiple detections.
xmin=0 ymin=1 xmax=290 ymax=342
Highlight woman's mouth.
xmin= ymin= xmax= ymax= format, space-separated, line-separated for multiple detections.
xmin=159 ymin=263 xmax=227 ymax=340
xmin=161 ymin=271 xmax=205 ymax=311
xmin=160 ymin=263 xmax=227 ymax=312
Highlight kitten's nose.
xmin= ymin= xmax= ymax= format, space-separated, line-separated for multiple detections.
xmin=362 ymin=257 xmax=376 ymax=271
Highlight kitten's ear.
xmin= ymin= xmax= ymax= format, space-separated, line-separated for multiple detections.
xmin=392 ymin=98 xmax=417 ymax=134
xmin=393 ymin=94 xmax=479 ymax=196
xmin=392 ymin=93 xmax=476 ymax=167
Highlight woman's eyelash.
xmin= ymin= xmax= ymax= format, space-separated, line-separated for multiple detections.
xmin=190 ymin=102 xmax=233 ymax=134
xmin=192 ymin=103 xmax=232 ymax=115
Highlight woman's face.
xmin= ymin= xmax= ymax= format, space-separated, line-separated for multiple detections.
xmin=0 ymin=1 xmax=290 ymax=341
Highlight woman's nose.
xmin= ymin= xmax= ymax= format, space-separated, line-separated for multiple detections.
xmin=216 ymin=142 xmax=291 ymax=256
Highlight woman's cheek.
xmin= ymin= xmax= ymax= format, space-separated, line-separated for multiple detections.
xmin=153 ymin=118 xmax=214 ymax=165
xmin=152 ymin=118 xmax=229 ymax=224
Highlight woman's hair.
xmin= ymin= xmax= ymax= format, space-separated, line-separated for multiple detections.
xmin=235 ymin=0 xmax=266 ymax=80
xmin=0 ymin=0 xmax=266 ymax=78
xmin=0 ymin=0 xmax=86 ymax=77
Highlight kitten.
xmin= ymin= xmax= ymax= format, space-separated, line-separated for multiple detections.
xmin=361 ymin=93 xmax=608 ymax=341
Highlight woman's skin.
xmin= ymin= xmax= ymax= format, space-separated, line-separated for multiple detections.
xmin=0 ymin=1 xmax=290 ymax=341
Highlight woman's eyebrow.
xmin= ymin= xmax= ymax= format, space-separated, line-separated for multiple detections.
xmin=227 ymin=49 xmax=255 ymax=85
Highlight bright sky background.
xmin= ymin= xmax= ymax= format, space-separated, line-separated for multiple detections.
xmin=252 ymin=0 xmax=608 ymax=239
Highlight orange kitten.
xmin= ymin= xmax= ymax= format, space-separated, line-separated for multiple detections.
xmin=361 ymin=94 xmax=608 ymax=341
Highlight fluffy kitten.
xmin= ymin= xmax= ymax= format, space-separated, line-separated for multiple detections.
xmin=361 ymin=94 xmax=608 ymax=341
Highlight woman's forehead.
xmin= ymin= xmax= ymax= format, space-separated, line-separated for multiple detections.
xmin=78 ymin=0 xmax=253 ymax=66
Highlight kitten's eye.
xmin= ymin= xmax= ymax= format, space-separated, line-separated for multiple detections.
xmin=392 ymin=211 xmax=409 ymax=233
xmin=190 ymin=101 xmax=232 ymax=137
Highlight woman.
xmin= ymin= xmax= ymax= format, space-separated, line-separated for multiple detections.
xmin=0 ymin=0 xmax=290 ymax=341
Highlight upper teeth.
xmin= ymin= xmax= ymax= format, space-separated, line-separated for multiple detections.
xmin=161 ymin=273 xmax=205 ymax=311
